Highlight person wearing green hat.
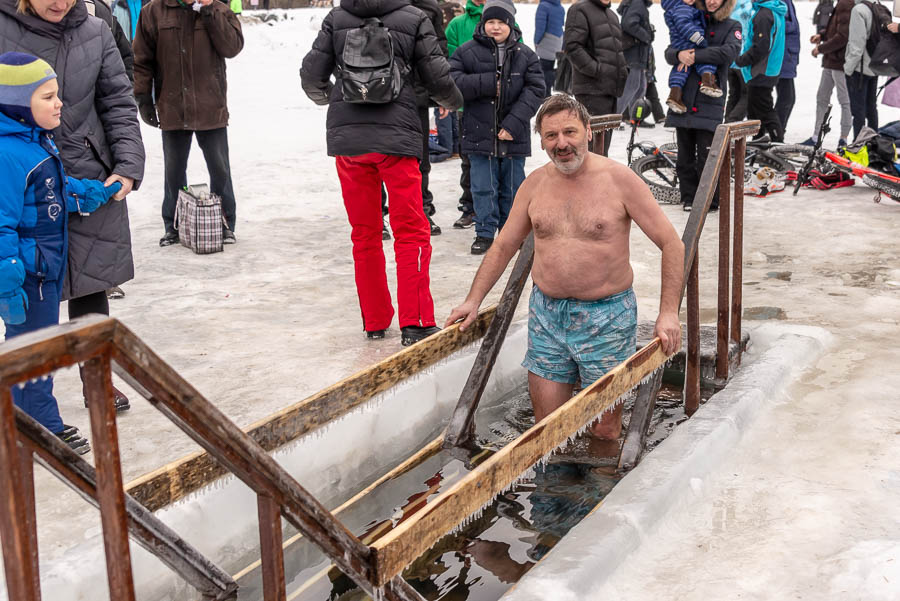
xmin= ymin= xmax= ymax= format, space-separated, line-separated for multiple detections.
xmin=0 ymin=52 xmax=121 ymax=455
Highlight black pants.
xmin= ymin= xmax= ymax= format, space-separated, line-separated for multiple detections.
xmin=725 ymin=68 xmax=748 ymax=122
xmin=162 ymin=127 xmax=236 ymax=233
xmin=576 ymin=93 xmax=616 ymax=155
xmin=540 ymin=59 xmax=555 ymax=98
xmin=68 ymin=290 xmax=109 ymax=320
xmin=418 ymin=106 xmax=434 ymax=211
xmin=676 ymin=127 xmax=718 ymax=208
xmin=458 ymin=152 xmax=473 ymax=216
xmin=775 ymin=77 xmax=795 ymax=137
xmin=646 ymin=79 xmax=667 ymax=122
xmin=747 ymin=84 xmax=783 ymax=142
xmin=847 ymin=72 xmax=878 ymax=141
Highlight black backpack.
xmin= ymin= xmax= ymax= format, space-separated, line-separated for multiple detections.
xmin=861 ymin=0 xmax=892 ymax=57
xmin=341 ymin=18 xmax=407 ymax=104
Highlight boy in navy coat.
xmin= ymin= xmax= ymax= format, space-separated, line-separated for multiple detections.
xmin=450 ymin=0 xmax=545 ymax=255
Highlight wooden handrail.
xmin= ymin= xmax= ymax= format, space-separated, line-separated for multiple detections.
xmin=680 ymin=120 xmax=758 ymax=413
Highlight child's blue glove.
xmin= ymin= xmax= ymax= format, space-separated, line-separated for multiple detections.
xmin=66 ymin=178 xmax=123 ymax=214
xmin=0 ymin=287 xmax=28 ymax=326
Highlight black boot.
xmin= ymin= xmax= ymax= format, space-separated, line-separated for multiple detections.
xmin=57 ymin=425 xmax=90 ymax=455
xmin=81 ymin=367 xmax=131 ymax=412
xmin=401 ymin=325 xmax=441 ymax=347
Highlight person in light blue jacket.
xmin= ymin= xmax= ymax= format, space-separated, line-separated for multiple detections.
xmin=0 ymin=53 xmax=118 ymax=455
xmin=534 ymin=0 xmax=565 ymax=98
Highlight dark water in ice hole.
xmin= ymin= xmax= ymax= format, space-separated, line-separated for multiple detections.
xmin=234 ymin=380 xmax=711 ymax=601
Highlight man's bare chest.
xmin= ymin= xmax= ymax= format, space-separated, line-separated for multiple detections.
xmin=529 ymin=188 xmax=628 ymax=241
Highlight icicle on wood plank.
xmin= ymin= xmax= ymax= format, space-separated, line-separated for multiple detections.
xmin=124 ymin=307 xmax=497 ymax=512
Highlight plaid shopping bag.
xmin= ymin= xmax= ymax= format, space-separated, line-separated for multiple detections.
xmin=175 ymin=184 xmax=224 ymax=254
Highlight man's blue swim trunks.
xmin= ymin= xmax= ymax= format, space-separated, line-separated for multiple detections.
xmin=522 ymin=286 xmax=637 ymax=386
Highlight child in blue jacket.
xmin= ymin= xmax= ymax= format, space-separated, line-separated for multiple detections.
xmin=662 ymin=0 xmax=723 ymax=113
xmin=0 ymin=52 xmax=120 ymax=454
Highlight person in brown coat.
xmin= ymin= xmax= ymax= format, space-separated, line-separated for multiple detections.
xmin=133 ymin=0 xmax=244 ymax=246
xmin=804 ymin=0 xmax=853 ymax=145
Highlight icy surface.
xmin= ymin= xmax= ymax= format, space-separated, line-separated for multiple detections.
xmin=1 ymin=2 xmax=899 ymax=600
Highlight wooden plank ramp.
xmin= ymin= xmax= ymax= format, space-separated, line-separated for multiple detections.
xmin=124 ymin=307 xmax=497 ymax=512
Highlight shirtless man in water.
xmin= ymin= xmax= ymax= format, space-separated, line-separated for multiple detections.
xmin=446 ymin=94 xmax=684 ymax=440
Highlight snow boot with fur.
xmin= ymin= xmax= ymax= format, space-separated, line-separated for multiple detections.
xmin=666 ymin=87 xmax=687 ymax=114
xmin=699 ymin=72 xmax=723 ymax=97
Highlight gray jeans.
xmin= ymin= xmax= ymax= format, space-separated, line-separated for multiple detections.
xmin=814 ymin=68 xmax=852 ymax=139
xmin=617 ymin=67 xmax=648 ymax=118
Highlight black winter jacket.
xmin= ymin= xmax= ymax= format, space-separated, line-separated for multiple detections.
xmin=300 ymin=0 xmax=462 ymax=159
xmin=665 ymin=3 xmax=741 ymax=132
xmin=411 ymin=0 xmax=447 ymax=107
xmin=618 ymin=0 xmax=653 ymax=68
xmin=450 ymin=25 xmax=545 ymax=157
xmin=563 ymin=0 xmax=627 ymax=98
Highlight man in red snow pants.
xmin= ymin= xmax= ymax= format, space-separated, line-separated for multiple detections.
xmin=300 ymin=0 xmax=462 ymax=346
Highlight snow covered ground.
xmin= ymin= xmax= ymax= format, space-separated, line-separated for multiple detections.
xmin=2 ymin=2 xmax=900 ymax=600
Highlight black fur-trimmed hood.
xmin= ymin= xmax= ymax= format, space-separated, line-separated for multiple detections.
xmin=696 ymin=0 xmax=738 ymax=22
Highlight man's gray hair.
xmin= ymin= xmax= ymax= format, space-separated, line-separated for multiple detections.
xmin=533 ymin=94 xmax=591 ymax=134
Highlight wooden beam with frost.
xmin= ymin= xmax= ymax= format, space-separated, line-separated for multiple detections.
xmin=125 ymin=307 xmax=496 ymax=512
xmin=371 ymin=340 xmax=670 ymax=586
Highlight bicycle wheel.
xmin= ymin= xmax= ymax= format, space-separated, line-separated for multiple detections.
xmin=743 ymin=150 xmax=793 ymax=175
xmin=632 ymin=154 xmax=680 ymax=204
xmin=768 ymin=144 xmax=816 ymax=170
xmin=862 ymin=173 xmax=900 ymax=203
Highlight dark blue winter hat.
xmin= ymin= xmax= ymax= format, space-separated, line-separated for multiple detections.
xmin=0 ymin=52 xmax=57 ymax=128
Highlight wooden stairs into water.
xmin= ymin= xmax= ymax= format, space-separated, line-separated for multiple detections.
xmin=0 ymin=118 xmax=758 ymax=601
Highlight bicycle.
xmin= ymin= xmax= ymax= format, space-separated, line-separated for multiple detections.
xmin=630 ymin=127 xmax=813 ymax=204
xmin=794 ymin=104 xmax=900 ymax=203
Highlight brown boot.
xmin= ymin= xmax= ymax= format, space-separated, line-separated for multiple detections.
xmin=699 ymin=72 xmax=723 ymax=98
xmin=666 ymin=87 xmax=687 ymax=114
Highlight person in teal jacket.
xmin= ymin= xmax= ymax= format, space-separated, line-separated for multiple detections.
xmin=733 ymin=0 xmax=785 ymax=140
xmin=0 ymin=53 xmax=118 ymax=454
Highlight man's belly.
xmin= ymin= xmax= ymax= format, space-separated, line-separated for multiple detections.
xmin=531 ymin=241 xmax=634 ymax=301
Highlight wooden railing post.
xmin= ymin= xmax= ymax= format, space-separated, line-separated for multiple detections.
xmin=716 ymin=142 xmax=732 ymax=381
xmin=685 ymin=256 xmax=701 ymax=416
xmin=83 ymin=355 xmax=136 ymax=601
xmin=19 ymin=444 xmax=40 ymax=596
xmin=731 ymin=138 xmax=746 ymax=355
xmin=0 ymin=386 xmax=41 ymax=601
xmin=257 ymin=495 xmax=287 ymax=601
